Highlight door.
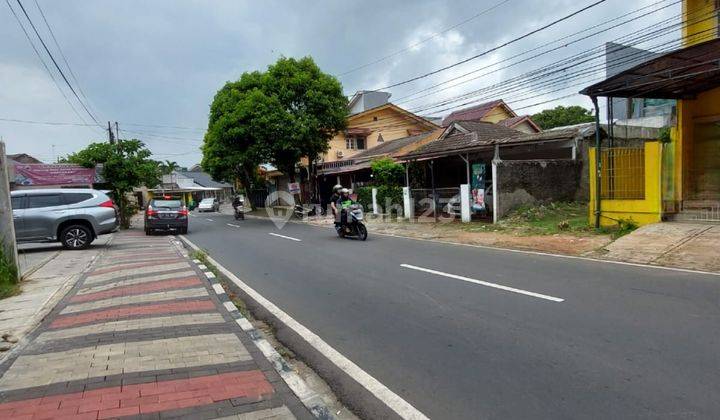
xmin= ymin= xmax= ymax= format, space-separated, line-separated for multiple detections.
xmin=10 ymin=195 xmax=26 ymax=240
xmin=688 ymin=121 xmax=720 ymax=200
xmin=24 ymin=193 xmax=66 ymax=239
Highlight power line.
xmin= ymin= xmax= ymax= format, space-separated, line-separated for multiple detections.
xmin=395 ymin=0 xmax=681 ymax=105
xmin=13 ymin=0 xmax=102 ymax=127
xmin=31 ymin=0 xmax=98 ymax=119
xmin=337 ymin=0 xmax=511 ymax=77
xmin=4 ymin=0 xmax=101 ymax=135
xmin=375 ymin=0 xmax=608 ymax=91
xmin=403 ymin=9 xmax=713 ymax=116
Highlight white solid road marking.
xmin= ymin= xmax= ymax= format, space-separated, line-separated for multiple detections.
xmin=179 ymin=236 xmax=428 ymax=420
xmin=400 ymin=264 xmax=565 ymax=303
xmin=227 ymin=223 xmax=240 ymax=228
xmin=268 ymin=232 xmax=302 ymax=242
xmin=206 ymin=218 xmax=214 ymax=222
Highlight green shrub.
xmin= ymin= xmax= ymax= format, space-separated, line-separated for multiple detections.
xmin=616 ymin=218 xmax=639 ymax=237
xmin=0 ymin=245 xmax=19 ymax=299
xmin=356 ymin=186 xmax=373 ymax=210
xmin=355 ymin=185 xmax=403 ymax=216
xmin=370 ymin=157 xmax=404 ymax=186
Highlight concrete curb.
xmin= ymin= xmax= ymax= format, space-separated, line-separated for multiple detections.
xmin=175 ymin=238 xmax=335 ymax=420
xmin=178 ymin=235 xmax=425 ymax=420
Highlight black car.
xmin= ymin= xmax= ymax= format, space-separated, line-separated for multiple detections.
xmin=144 ymin=198 xmax=188 ymax=235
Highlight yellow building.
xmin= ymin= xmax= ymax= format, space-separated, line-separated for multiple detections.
xmin=441 ymin=99 xmax=541 ymax=133
xmin=581 ymin=0 xmax=720 ymax=227
xmin=323 ymin=103 xmax=439 ymax=163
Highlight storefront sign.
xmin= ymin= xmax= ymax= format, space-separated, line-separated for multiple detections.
xmin=13 ymin=164 xmax=96 ymax=186
xmin=470 ymin=163 xmax=486 ymax=212
xmin=288 ymin=182 xmax=301 ymax=194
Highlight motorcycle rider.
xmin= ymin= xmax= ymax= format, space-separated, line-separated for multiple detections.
xmin=329 ymin=184 xmax=343 ymax=224
xmin=336 ymin=188 xmax=353 ymax=230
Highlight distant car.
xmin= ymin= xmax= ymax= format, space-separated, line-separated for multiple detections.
xmin=197 ymin=197 xmax=219 ymax=212
xmin=144 ymin=198 xmax=188 ymax=235
xmin=10 ymin=189 xmax=119 ymax=250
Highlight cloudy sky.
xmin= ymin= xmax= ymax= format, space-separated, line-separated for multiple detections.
xmin=1 ymin=0 xmax=681 ymax=166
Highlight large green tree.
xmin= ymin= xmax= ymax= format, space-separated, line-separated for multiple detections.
xmin=65 ymin=140 xmax=161 ymax=228
xmin=531 ymin=105 xmax=595 ymax=130
xmin=202 ymin=56 xmax=347 ymax=201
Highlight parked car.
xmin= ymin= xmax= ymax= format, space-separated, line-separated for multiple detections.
xmin=197 ymin=197 xmax=219 ymax=212
xmin=10 ymin=189 xmax=119 ymax=250
xmin=144 ymin=198 xmax=188 ymax=235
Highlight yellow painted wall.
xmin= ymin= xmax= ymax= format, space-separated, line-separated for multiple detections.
xmin=511 ymin=121 xmax=537 ymax=134
xmin=480 ymin=105 xmax=514 ymax=123
xmin=588 ymin=142 xmax=663 ymax=227
xmin=683 ymin=0 xmax=719 ymax=46
xmin=324 ymin=106 xmax=434 ymax=162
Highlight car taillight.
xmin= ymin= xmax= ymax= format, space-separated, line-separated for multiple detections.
xmin=146 ymin=205 xmax=158 ymax=217
xmin=99 ymin=200 xmax=115 ymax=208
xmin=179 ymin=207 xmax=188 ymax=216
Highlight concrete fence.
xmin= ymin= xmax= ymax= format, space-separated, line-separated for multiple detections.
xmin=0 ymin=141 xmax=20 ymax=281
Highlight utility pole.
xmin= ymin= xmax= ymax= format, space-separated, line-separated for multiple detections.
xmin=115 ymin=122 xmax=120 ymax=141
xmin=107 ymin=121 xmax=115 ymax=144
xmin=0 ymin=140 xmax=20 ymax=281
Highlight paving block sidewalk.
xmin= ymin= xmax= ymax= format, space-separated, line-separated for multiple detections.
xmin=0 ymin=230 xmax=311 ymax=419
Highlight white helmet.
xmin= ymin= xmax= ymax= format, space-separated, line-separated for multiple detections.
xmin=332 ymin=184 xmax=343 ymax=193
xmin=340 ymin=188 xmax=350 ymax=194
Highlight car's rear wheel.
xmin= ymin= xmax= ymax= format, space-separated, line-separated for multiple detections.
xmin=179 ymin=227 xmax=188 ymax=235
xmin=60 ymin=224 xmax=93 ymax=250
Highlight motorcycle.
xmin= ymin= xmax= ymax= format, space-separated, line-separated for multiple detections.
xmin=233 ymin=199 xmax=245 ymax=220
xmin=293 ymin=202 xmax=326 ymax=219
xmin=335 ymin=204 xmax=367 ymax=240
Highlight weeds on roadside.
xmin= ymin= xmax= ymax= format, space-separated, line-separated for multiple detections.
xmin=0 ymin=245 xmax=19 ymax=299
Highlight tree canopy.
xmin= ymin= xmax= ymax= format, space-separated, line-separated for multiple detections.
xmin=370 ymin=157 xmax=404 ymax=186
xmin=202 ymin=56 xmax=347 ymax=195
xmin=531 ymin=105 xmax=595 ymax=130
xmin=65 ymin=140 xmax=160 ymax=228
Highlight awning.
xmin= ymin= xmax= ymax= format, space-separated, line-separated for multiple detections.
xmin=580 ymin=38 xmax=720 ymax=99
xmin=317 ymin=161 xmax=372 ymax=175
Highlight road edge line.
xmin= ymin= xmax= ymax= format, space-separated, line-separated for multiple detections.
xmin=178 ymin=235 xmax=429 ymax=420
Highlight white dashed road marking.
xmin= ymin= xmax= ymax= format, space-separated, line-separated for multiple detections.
xmin=400 ymin=264 xmax=565 ymax=302
xmin=227 ymin=223 xmax=240 ymax=228
xmin=268 ymin=233 xmax=301 ymax=242
xmin=206 ymin=218 xmax=214 ymax=222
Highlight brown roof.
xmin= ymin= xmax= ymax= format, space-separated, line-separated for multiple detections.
xmin=402 ymin=121 xmax=523 ymax=159
xmin=497 ymin=115 xmax=542 ymax=132
xmin=580 ymin=38 xmax=720 ymax=99
xmin=401 ymin=123 xmax=597 ymax=160
xmin=7 ymin=153 xmax=43 ymax=164
xmin=348 ymin=103 xmax=440 ymax=130
xmin=441 ymin=99 xmax=515 ymax=126
xmin=351 ymin=131 xmax=435 ymax=161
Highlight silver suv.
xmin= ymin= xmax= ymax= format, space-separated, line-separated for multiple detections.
xmin=10 ymin=189 xmax=119 ymax=250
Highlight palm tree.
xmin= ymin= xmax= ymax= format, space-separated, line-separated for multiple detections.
xmin=160 ymin=160 xmax=180 ymax=174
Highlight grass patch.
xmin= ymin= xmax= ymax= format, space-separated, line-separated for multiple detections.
xmin=502 ymin=202 xmax=591 ymax=234
xmin=596 ymin=218 xmax=639 ymax=239
xmin=0 ymin=245 xmax=20 ymax=299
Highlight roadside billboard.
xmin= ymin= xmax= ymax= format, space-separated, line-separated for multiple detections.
xmin=12 ymin=164 xmax=96 ymax=187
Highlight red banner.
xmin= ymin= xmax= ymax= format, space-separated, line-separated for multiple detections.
xmin=13 ymin=164 xmax=96 ymax=187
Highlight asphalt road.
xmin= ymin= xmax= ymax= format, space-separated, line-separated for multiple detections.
xmin=185 ymin=212 xmax=720 ymax=419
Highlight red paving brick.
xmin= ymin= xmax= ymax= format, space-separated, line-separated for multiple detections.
xmin=0 ymin=371 xmax=272 ymax=419
xmin=88 ymin=258 xmax=184 ymax=276
xmin=71 ymin=277 xmax=201 ymax=303
xmin=49 ymin=300 xmax=216 ymax=329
